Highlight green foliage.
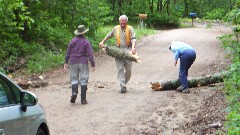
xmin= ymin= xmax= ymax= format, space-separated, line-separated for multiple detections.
xmin=219 ymin=3 xmax=240 ymax=133
xmin=0 ymin=37 xmax=43 ymax=70
xmin=88 ymin=26 xmax=115 ymax=51
xmin=204 ymin=8 xmax=225 ymax=20
xmin=0 ymin=0 xmax=112 ymax=74
xmin=219 ymin=33 xmax=240 ymax=134
xmin=0 ymin=0 xmax=34 ymax=40
xmin=146 ymin=13 xmax=180 ymax=29
xmin=26 ymin=51 xmax=64 ymax=74
xmin=134 ymin=28 xmax=156 ymax=39
xmin=225 ymin=8 xmax=240 ymax=25
xmin=30 ymin=18 xmax=71 ymax=51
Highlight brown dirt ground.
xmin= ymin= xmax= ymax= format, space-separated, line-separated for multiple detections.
xmin=30 ymin=25 xmax=232 ymax=135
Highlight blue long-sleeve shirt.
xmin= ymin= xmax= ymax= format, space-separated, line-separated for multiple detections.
xmin=170 ymin=41 xmax=195 ymax=61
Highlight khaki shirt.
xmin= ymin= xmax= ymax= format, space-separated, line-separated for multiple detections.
xmin=106 ymin=25 xmax=136 ymax=49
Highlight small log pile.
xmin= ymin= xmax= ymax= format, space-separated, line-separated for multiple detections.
xmin=102 ymin=45 xmax=141 ymax=63
xmin=150 ymin=71 xmax=229 ymax=91
xmin=8 ymin=75 xmax=49 ymax=89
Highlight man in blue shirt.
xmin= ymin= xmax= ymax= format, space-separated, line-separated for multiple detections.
xmin=169 ymin=41 xmax=196 ymax=93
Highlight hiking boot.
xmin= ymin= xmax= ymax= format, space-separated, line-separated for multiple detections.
xmin=70 ymin=84 xmax=78 ymax=103
xmin=70 ymin=95 xmax=77 ymax=103
xmin=120 ymin=87 xmax=126 ymax=93
xmin=81 ymin=85 xmax=88 ymax=104
xmin=81 ymin=100 xmax=88 ymax=104
xmin=182 ymin=88 xmax=190 ymax=93
xmin=176 ymin=86 xmax=184 ymax=92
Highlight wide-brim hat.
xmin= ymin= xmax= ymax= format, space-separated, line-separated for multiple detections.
xmin=74 ymin=25 xmax=89 ymax=35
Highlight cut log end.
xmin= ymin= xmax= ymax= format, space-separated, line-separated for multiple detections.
xmin=150 ymin=82 xmax=163 ymax=91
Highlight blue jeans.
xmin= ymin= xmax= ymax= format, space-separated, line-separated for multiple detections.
xmin=179 ymin=49 xmax=196 ymax=89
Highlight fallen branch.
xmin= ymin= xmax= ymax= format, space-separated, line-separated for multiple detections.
xmin=150 ymin=71 xmax=229 ymax=91
xmin=102 ymin=45 xmax=141 ymax=63
xmin=208 ymin=122 xmax=222 ymax=128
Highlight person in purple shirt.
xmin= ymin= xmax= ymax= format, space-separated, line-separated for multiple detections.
xmin=169 ymin=41 xmax=196 ymax=93
xmin=64 ymin=25 xmax=95 ymax=104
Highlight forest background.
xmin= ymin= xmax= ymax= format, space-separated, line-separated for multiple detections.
xmin=0 ymin=0 xmax=239 ymax=134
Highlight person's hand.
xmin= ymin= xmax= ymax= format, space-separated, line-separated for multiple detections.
xmin=91 ymin=67 xmax=95 ymax=72
xmin=174 ymin=61 xmax=177 ymax=66
xmin=99 ymin=41 xmax=105 ymax=48
xmin=64 ymin=63 xmax=68 ymax=71
xmin=131 ymin=48 xmax=136 ymax=55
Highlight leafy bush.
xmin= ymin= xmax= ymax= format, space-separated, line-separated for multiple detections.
xmin=146 ymin=13 xmax=180 ymax=29
xmin=204 ymin=8 xmax=225 ymax=20
xmin=219 ymin=33 xmax=240 ymax=135
xmin=225 ymin=8 xmax=240 ymax=25
xmin=0 ymin=37 xmax=44 ymax=72
xmin=0 ymin=0 xmax=34 ymax=40
xmin=26 ymin=51 xmax=64 ymax=73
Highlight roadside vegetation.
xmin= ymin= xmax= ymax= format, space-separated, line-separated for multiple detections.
xmin=219 ymin=3 xmax=240 ymax=134
xmin=0 ymin=0 xmax=239 ymax=134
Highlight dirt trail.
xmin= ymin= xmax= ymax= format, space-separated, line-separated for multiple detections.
xmin=32 ymin=25 xmax=231 ymax=135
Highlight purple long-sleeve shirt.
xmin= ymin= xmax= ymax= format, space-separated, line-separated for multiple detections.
xmin=64 ymin=35 xmax=95 ymax=67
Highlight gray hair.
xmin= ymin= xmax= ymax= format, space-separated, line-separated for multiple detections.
xmin=119 ymin=15 xmax=128 ymax=22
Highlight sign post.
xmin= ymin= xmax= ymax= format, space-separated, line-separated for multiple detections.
xmin=139 ymin=14 xmax=147 ymax=29
xmin=189 ymin=13 xmax=197 ymax=26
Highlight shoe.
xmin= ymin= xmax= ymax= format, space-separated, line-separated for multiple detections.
xmin=182 ymin=88 xmax=190 ymax=93
xmin=70 ymin=84 xmax=78 ymax=103
xmin=176 ymin=86 xmax=184 ymax=92
xmin=70 ymin=95 xmax=77 ymax=103
xmin=81 ymin=85 xmax=88 ymax=104
xmin=81 ymin=100 xmax=88 ymax=104
xmin=121 ymin=87 xmax=126 ymax=93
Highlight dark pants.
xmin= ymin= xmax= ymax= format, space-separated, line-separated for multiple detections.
xmin=179 ymin=49 xmax=196 ymax=89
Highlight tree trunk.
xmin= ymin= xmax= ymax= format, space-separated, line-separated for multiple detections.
xmin=103 ymin=45 xmax=141 ymax=63
xmin=150 ymin=71 xmax=229 ymax=91
xmin=184 ymin=0 xmax=189 ymax=17
xmin=149 ymin=0 xmax=153 ymax=13
xmin=160 ymin=0 xmax=163 ymax=12
xmin=166 ymin=0 xmax=170 ymax=16
xmin=22 ymin=0 xmax=31 ymax=41
xmin=118 ymin=0 xmax=123 ymax=15
xmin=112 ymin=0 xmax=115 ymax=11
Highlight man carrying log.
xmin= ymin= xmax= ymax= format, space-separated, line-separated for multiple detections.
xmin=169 ymin=41 xmax=196 ymax=93
xmin=99 ymin=15 xmax=137 ymax=93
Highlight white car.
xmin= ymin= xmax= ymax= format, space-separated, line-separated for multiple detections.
xmin=0 ymin=72 xmax=50 ymax=135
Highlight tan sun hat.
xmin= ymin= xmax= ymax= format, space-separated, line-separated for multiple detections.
xmin=74 ymin=25 xmax=89 ymax=35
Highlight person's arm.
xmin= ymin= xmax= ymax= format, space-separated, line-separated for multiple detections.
xmin=130 ymin=26 xmax=137 ymax=54
xmin=171 ymin=44 xmax=180 ymax=66
xmin=85 ymin=41 xmax=96 ymax=72
xmin=99 ymin=27 xmax=115 ymax=47
xmin=173 ymin=50 xmax=180 ymax=66
xmin=64 ymin=40 xmax=73 ymax=70
xmin=99 ymin=36 xmax=109 ymax=47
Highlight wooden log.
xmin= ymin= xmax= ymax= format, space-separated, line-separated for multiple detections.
xmin=150 ymin=71 xmax=229 ymax=91
xmin=102 ymin=45 xmax=141 ymax=63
